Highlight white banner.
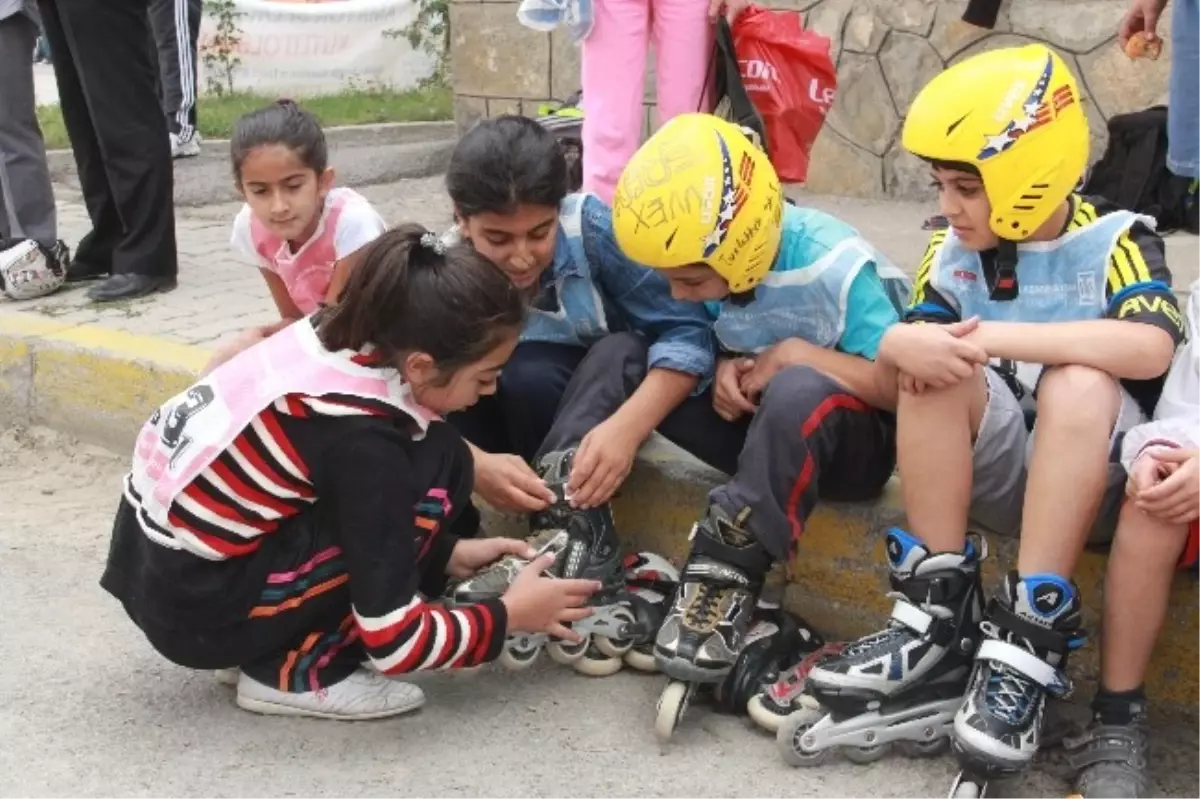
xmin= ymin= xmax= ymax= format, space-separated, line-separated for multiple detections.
xmin=198 ymin=0 xmax=438 ymax=96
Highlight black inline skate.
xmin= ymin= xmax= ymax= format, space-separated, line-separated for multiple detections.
xmin=712 ymin=604 xmax=825 ymax=718
xmin=652 ymin=503 xmax=773 ymax=742
xmin=777 ymin=527 xmax=986 ymax=767
xmin=451 ymin=449 xmax=654 ymax=673
xmin=950 ymin=571 xmax=1084 ymax=791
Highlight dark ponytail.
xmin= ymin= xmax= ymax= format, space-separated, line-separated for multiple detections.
xmin=320 ymin=224 xmax=526 ymax=379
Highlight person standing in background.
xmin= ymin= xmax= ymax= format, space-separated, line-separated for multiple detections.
xmin=579 ymin=0 xmax=748 ymax=203
xmin=149 ymin=0 xmax=203 ymax=159
xmin=37 ymin=0 xmax=178 ymax=302
xmin=0 ymin=0 xmax=69 ymax=272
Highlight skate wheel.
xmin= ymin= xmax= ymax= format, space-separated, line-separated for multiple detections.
xmin=843 ymin=742 xmax=891 ymax=765
xmin=776 ymin=711 xmax=832 ymax=768
xmin=593 ymin=634 xmax=634 ymax=659
xmin=499 ymin=642 xmax=541 ymax=671
xmin=573 ymin=646 xmax=624 ymax=677
xmin=949 ymin=771 xmax=987 ymax=799
xmin=746 ymin=694 xmax=786 ymax=734
xmin=622 ymin=648 xmax=658 ymax=674
xmin=897 ymin=737 xmax=950 ymax=759
xmin=547 ymin=636 xmax=589 ymax=665
xmin=654 ymin=680 xmax=690 ymax=743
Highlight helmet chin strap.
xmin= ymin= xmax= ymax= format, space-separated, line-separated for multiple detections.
xmin=988 ymin=239 xmax=1020 ymax=301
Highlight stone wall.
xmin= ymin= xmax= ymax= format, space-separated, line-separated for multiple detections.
xmin=450 ymin=0 xmax=1172 ymax=200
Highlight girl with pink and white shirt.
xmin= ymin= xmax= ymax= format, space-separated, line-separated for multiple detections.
xmin=211 ymin=101 xmax=387 ymax=372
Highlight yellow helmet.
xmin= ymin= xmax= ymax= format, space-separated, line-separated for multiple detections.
xmin=612 ymin=113 xmax=784 ymax=293
xmin=902 ymin=44 xmax=1088 ymax=242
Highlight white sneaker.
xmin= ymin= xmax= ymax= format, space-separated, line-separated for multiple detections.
xmin=235 ymin=669 xmax=426 ymax=720
xmin=213 ymin=668 xmax=240 ymax=687
xmin=170 ymin=132 xmax=201 ymax=159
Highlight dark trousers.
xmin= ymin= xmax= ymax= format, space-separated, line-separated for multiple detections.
xmin=37 ymin=0 xmax=177 ymax=278
xmin=711 ymin=366 xmax=897 ymax=563
xmin=148 ymin=0 xmax=201 ymax=140
xmin=103 ymin=423 xmax=477 ymax=692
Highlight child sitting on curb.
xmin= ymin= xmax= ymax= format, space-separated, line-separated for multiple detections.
xmin=1066 ymin=280 xmax=1199 ymax=799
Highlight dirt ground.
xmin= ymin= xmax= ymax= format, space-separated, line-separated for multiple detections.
xmin=1 ymin=426 xmax=1196 ymax=797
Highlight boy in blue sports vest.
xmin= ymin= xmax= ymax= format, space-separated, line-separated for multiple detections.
xmin=611 ymin=113 xmax=911 ymax=735
xmin=805 ymin=45 xmax=1183 ymax=780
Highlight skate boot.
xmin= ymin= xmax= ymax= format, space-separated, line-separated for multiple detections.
xmin=952 ymin=572 xmax=1085 ymax=780
xmin=619 ymin=551 xmax=682 ymax=674
xmin=1064 ymin=694 xmax=1150 ymax=799
xmin=451 ymin=449 xmax=647 ymax=672
xmin=777 ymin=528 xmax=986 ymax=768
xmin=747 ymin=641 xmax=845 ymax=734
xmin=652 ymin=504 xmax=773 ymax=742
xmin=713 ymin=605 xmax=825 ymax=718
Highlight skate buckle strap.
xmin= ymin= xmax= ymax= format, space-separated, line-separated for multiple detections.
xmin=985 ymin=597 xmax=1083 ymax=653
xmin=890 ymin=598 xmax=934 ymax=635
xmin=892 ymin=569 xmax=970 ymax=606
xmin=976 ymin=638 xmax=1071 ymax=697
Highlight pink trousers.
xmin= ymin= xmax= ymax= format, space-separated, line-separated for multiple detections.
xmin=580 ymin=0 xmax=714 ymax=203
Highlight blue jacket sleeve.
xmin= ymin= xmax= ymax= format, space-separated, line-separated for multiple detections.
xmin=580 ymin=197 xmax=716 ymax=389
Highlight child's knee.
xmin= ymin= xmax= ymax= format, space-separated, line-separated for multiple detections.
xmin=1036 ymin=364 xmax=1121 ymax=427
xmin=1113 ymin=500 xmax=1192 ymax=560
xmin=757 ymin=365 xmax=845 ymax=423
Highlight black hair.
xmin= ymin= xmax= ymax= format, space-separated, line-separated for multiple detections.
xmin=320 ymin=224 xmax=526 ymax=381
xmin=927 ymin=159 xmax=982 ymax=177
xmin=230 ymin=99 xmax=328 ymax=182
xmin=445 ymin=115 xmax=569 ymax=217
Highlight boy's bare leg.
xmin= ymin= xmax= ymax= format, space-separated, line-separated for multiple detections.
xmin=1017 ymin=365 xmax=1122 ymax=576
xmin=896 ymin=368 xmax=988 ymax=552
xmin=1101 ymin=502 xmax=1190 ymax=692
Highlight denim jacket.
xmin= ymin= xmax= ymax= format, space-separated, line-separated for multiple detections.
xmin=521 ymin=193 xmax=715 ymax=386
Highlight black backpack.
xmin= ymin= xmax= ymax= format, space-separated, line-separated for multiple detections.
xmin=1083 ymin=106 xmax=1199 ymax=234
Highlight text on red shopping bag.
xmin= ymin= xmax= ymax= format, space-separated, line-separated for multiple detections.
xmin=732 ymin=5 xmax=837 ymax=183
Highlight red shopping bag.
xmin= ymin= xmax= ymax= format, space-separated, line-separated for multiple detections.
xmin=731 ymin=5 xmax=837 ymax=183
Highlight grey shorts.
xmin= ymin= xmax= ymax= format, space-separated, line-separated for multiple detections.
xmin=969 ymin=366 xmax=1145 ymax=544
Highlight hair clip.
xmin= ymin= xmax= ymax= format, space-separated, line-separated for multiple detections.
xmin=420 ymin=231 xmax=447 ymax=255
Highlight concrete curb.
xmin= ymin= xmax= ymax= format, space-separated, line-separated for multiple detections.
xmin=46 ymin=121 xmax=457 ymax=207
xmin=0 ymin=318 xmax=1195 ymax=714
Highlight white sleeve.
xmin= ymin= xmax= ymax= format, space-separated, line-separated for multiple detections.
xmin=230 ymin=206 xmax=264 ymax=266
xmin=333 ymin=197 xmax=388 ymax=260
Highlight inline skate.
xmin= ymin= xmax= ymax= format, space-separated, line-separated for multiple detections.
xmin=653 ymin=504 xmax=773 ymax=742
xmin=712 ymin=605 xmax=825 ymax=718
xmin=950 ymin=571 xmax=1084 ymax=790
xmin=776 ymin=528 xmax=986 ymax=767
xmin=451 ymin=449 xmax=666 ymax=675
xmin=746 ymin=640 xmax=845 ymax=733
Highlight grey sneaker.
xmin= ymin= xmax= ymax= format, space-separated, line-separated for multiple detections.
xmin=1065 ymin=717 xmax=1150 ymax=798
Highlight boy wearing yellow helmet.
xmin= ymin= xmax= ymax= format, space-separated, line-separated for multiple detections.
xmin=801 ymin=45 xmax=1184 ymax=779
xmin=612 ymin=113 xmax=911 ymax=738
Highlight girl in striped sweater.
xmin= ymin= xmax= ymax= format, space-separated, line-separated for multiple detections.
xmin=101 ymin=224 xmax=600 ymax=721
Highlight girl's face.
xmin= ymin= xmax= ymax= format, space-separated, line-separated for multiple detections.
xmin=457 ymin=204 xmax=559 ymax=291
xmin=238 ymin=144 xmax=334 ymax=247
xmin=931 ymin=167 xmax=998 ymax=252
xmin=663 ymin=264 xmax=730 ymax=303
xmin=402 ymin=331 xmax=519 ymax=414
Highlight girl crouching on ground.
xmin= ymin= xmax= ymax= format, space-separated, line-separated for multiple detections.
xmin=101 ymin=225 xmax=600 ymax=721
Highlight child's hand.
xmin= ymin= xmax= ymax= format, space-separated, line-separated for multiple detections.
xmin=501 ymin=554 xmax=600 ymax=642
xmin=883 ymin=318 xmax=988 ymax=389
xmin=447 ymin=538 xmax=536 ymax=579
xmin=569 ymin=417 xmax=642 ymax=509
xmin=1134 ymin=448 xmax=1199 ymax=525
xmin=474 ymin=452 xmax=556 ymax=513
xmin=714 ymin=356 xmax=757 ymax=421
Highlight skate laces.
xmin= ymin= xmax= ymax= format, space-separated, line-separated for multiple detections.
xmin=843 ymin=591 xmax=950 ymax=658
xmin=979 ymin=621 xmax=1043 ymax=724
xmin=684 ymin=582 xmax=725 ymax=629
